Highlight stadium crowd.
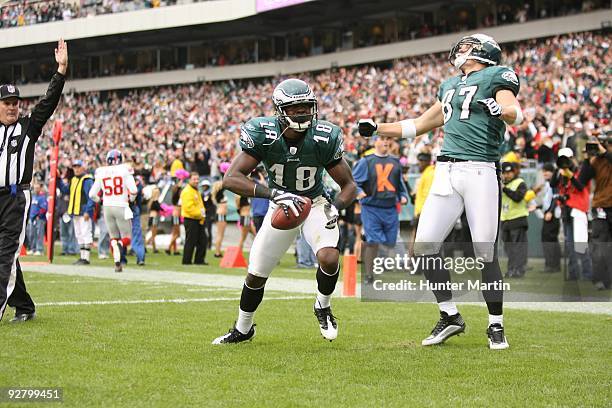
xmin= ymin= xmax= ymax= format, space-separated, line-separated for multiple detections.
xmin=0 ymin=0 xmax=184 ymax=29
xmin=22 ymin=30 xmax=611 ymax=287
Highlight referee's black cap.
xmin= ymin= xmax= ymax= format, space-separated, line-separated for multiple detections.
xmin=0 ymin=84 xmax=21 ymax=100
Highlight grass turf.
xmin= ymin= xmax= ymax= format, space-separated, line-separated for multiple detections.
xmin=1 ymin=268 xmax=611 ymax=407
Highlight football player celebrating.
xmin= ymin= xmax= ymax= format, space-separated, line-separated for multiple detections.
xmin=359 ymin=34 xmax=522 ymax=349
xmin=89 ymin=150 xmax=138 ymax=272
xmin=212 ymin=78 xmax=357 ymax=344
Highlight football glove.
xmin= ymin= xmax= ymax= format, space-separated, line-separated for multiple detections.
xmin=358 ymin=118 xmax=378 ymax=138
xmin=477 ymin=98 xmax=503 ymax=117
xmin=323 ymin=203 xmax=339 ymax=230
xmin=271 ymin=189 xmax=306 ymax=217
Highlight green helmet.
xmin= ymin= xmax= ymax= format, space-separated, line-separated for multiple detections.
xmin=272 ymin=78 xmax=318 ymax=132
xmin=449 ymin=33 xmax=501 ymax=69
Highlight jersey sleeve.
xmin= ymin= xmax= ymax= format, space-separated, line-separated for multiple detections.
xmin=239 ymin=119 xmax=266 ymax=161
xmin=325 ymin=128 xmax=345 ymax=167
xmin=490 ymin=67 xmax=520 ymax=97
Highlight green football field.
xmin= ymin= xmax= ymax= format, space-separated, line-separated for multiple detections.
xmin=1 ymin=252 xmax=610 ymax=407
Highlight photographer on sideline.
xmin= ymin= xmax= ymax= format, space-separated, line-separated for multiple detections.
xmin=551 ymin=148 xmax=592 ymax=281
xmin=579 ymin=135 xmax=612 ymax=290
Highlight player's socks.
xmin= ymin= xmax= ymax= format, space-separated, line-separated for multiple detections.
xmin=315 ymin=293 xmax=331 ymax=309
xmin=314 ymin=265 xmax=339 ymax=341
xmin=489 ymin=314 xmax=503 ymax=327
xmin=236 ymin=282 xmax=264 ymax=334
xmin=438 ymin=300 xmax=459 ymax=316
xmin=236 ymin=309 xmax=255 ymax=335
xmin=110 ymin=239 xmax=122 ymax=264
xmin=316 ymin=265 xmax=339 ymax=297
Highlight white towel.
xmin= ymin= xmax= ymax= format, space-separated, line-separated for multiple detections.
xmin=430 ymin=163 xmax=453 ymax=196
xmin=571 ymin=208 xmax=588 ymax=254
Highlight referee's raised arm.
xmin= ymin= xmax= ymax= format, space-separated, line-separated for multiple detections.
xmin=0 ymin=39 xmax=68 ymax=323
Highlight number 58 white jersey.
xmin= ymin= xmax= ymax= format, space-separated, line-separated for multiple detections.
xmin=89 ymin=164 xmax=138 ymax=207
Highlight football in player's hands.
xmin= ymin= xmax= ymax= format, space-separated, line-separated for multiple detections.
xmin=358 ymin=118 xmax=378 ymax=137
xmin=271 ymin=196 xmax=312 ymax=230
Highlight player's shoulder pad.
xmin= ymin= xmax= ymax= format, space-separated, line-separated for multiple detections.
xmin=490 ymin=65 xmax=520 ymax=86
xmin=240 ymin=116 xmax=277 ymax=148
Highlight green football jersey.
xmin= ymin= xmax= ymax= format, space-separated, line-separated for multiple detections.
xmin=239 ymin=116 xmax=344 ymax=199
xmin=437 ymin=65 xmax=520 ymax=162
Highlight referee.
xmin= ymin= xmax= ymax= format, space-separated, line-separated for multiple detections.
xmin=0 ymin=39 xmax=68 ymax=322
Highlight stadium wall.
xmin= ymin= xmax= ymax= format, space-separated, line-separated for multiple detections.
xmin=0 ymin=0 xmax=256 ymax=49
xmin=18 ymin=9 xmax=612 ymax=97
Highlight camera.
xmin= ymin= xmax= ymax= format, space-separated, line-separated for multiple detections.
xmin=552 ymin=193 xmax=568 ymax=204
xmin=586 ymin=142 xmax=600 ymax=156
xmin=556 ymin=155 xmax=572 ymax=169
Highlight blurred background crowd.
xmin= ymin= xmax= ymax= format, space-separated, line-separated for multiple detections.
xmin=20 ymin=29 xmax=612 ymax=288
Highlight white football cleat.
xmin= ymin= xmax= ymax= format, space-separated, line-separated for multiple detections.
xmin=314 ymin=306 xmax=338 ymax=341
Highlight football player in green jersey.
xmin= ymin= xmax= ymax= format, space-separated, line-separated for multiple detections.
xmin=359 ymin=34 xmax=523 ymax=350
xmin=212 ymin=79 xmax=357 ymax=345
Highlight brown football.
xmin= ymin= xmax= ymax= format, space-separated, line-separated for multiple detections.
xmin=271 ymin=197 xmax=312 ymax=230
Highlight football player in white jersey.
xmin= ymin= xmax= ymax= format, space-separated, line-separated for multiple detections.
xmin=89 ymin=150 xmax=137 ymax=272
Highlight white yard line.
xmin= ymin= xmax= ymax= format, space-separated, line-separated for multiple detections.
xmin=36 ymin=295 xmax=311 ymax=307
xmin=22 ymin=263 xmax=612 ymax=315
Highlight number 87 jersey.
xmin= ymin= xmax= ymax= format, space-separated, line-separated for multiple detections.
xmin=90 ymin=164 xmax=138 ymax=207
xmin=438 ymin=65 xmax=520 ymax=162
xmin=239 ymin=116 xmax=344 ymax=199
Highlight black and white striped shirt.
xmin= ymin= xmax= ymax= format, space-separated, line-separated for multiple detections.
xmin=0 ymin=72 xmax=65 ymax=188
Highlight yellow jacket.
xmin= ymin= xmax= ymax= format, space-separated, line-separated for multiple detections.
xmin=180 ymin=184 xmax=205 ymax=223
xmin=415 ymin=164 xmax=435 ymax=217
xmin=170 ymin=159 xmax=185 ymax=177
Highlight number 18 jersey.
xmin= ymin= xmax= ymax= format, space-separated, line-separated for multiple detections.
xmin=91 ymin=164 xmax=138 ymax=207
xmin=239 ymin=117 xmax=344 ymax=199
xmin=438 ymin=65 xmax=520 ymax=162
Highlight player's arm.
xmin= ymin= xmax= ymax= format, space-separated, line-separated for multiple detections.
xmin=358 ymin=101 xmax=444 ymax=140
xmin=326 ymin=159 xmax=357 ymax=211
xmin=89 ymin=177 xmax=101 ymax=203
xmin=125 ymin=174 xmax=138 ymax=201
xmin=222 ymin=152 xmax=261 ymax=197
xmin=495 ymin=90 xmax=523 ymax=126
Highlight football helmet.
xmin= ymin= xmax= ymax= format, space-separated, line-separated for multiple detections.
xmin=106 ymin=149 xmax=123 ymax=165
xmin=272 ymin=78 xmax=318 ymax=132
xmin=449 ymin=33 xmax=501 ymax=69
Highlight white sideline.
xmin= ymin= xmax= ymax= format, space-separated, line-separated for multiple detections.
xmin=21 ymin=263 xmax=612 ymax=315
xmin=21 ymin=263 xmax=321 ymax=294
xmin=36 ymin=295 xmax=311 ymax=307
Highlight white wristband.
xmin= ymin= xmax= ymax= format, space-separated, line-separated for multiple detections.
xmin=512 ymin=106 xmax=523 ymax=126
xmin=400 ymin=119 xmax=416 ymax=139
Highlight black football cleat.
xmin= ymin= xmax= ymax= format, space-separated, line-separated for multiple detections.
xmin=10 ymin=312 xmax=36 ymax=323
xmin=422 ymin=311 xmax=465 ymax=346
xmin=212 ymin=324 xmax=256 ymax=345
xmin=487 ymin=323 xmax=509 ymax=350
xmin=314 ymin=306 xmax=338 ymax=341
xmin=114 ymin=262 xmax=123 ymax=273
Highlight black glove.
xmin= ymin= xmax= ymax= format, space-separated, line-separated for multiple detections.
xmin=477 ymin=98 xmax=503 ymax=117
xmin=358 ymin=119 xmax=378 ymax=138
